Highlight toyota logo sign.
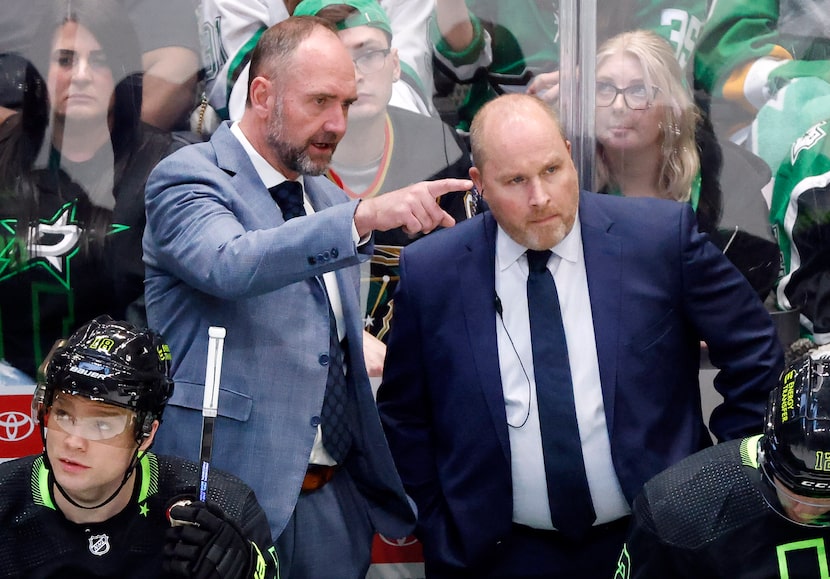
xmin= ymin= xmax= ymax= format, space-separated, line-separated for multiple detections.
xmin=0 ymin=411 xmax=35 ymax=442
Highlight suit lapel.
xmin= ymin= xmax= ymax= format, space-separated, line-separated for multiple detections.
xmin=211 ymin=123 xmax=283 ymax=222
xmin=459 ymin=213 xmax=511 ymax=462
xmin=304 ymin=176 xmax=338 ymax=212
xmin=579 ymin=193 xmax=621 ymax=433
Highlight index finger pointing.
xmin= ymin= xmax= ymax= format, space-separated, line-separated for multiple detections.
xmin=424 ymin=179 xmax=474 ymax=199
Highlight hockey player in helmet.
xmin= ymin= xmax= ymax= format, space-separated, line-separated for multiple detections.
xmin=32 ymin=314 xmax=175 ymax=512
xmin=758 ymin=354 xmax=830 ymax=527
xmin=0 ymin=316 xmax=278 ymax=578
xmin=615 ymin=352 xmax=830 ymax=578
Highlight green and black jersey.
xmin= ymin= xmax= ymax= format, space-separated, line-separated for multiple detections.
xmin=0 ymin=452 xmax=278 ymax=578
xmin=770 ymin=119 xmax=830 ymax=345
xmin=616 ymin=436 xmax=830 ymax=579
xmin=0 ymin=124 xmax=175 ymax=379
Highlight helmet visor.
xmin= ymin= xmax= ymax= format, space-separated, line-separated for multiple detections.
xmin=761 ymin=468 xmax=830 ymax=527
xmin=45 ymin=391 xmax=136 ymax=443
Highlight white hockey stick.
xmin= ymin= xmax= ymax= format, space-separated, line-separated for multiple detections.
xmin=199 ymin=326 xmax=226 ymax=501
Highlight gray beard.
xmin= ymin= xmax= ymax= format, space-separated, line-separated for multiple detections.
xmin=266 ymin=102 xmax=331 ymax=176
xmin=265 ymin=131 xmax=329 ymax=176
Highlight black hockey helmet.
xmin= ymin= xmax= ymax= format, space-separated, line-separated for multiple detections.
xmin=759 ymin=354 xmax=830 ymax=526
xmin=33 ymin=315 xmax=174 ymax=440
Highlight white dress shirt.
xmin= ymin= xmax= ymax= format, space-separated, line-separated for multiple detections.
xmin=494 ymin=216 xmax=630 ymax=529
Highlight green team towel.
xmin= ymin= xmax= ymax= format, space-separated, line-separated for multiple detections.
xmin=751 ymin=75 xmax=830 ymax=171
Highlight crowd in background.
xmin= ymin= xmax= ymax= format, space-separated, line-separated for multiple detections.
xmin=1 ymin=1 xmax=829 ymax=578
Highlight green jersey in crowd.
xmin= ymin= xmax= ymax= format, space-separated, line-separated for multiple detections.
xmin=770 ymin=119 xmax=830 ymax=345
xmin=432 ymin=0 xmax=710 ymax=132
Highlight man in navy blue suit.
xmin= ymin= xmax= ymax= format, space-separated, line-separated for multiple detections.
xmin=377 ymin=93 xmax=785 ymax=578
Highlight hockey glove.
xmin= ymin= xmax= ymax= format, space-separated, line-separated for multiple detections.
xmin=164 ymin=499 xmax=255 ymax=579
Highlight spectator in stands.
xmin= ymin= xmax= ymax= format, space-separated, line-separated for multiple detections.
xmin=595 ymin=29 xmax=780 ymax=299
xmin=201 ymin=0 xmax=435 ymax=122
xmin=695 ymin=0 xmax=830 ymax=171
xmin=595 ymin=31 xmax=702 ymax=207
xmin=0 ymin=0 xmax=180 ymax=380
xmin=293 ymin=0 xmax=477 ymax=370
xmin=431 ymin=0 xmax=709 ymax=132
xmin=770 ymin=118 xmax=830 ymax=347
xmin=0 ymin=0 xmax=200 ymax=131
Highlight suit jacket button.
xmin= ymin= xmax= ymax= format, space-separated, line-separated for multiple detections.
xmin=308 ymin=256 xmax=317 ymax=265
xmin=331 ymin=248 xmax=338 ymax=258
xmin=319 ymin=354 xmax=329 ymax=366
xmin=310 ymin=416 xmax=321 ymax=427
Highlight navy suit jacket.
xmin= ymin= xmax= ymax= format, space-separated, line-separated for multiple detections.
xmin=377 ymin=191 xmax=784 ymax=570
xmin=143 ymin=123 xmax=415 ymax=542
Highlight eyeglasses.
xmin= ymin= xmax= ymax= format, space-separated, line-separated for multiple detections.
xmin=352 ymin=49 xmax=391 ymax=75
xmin=596 ymin=82 xmax=658 ymax=110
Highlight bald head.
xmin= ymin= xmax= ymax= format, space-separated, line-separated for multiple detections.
xmin=470 ymin=94 xmax=567 ymax=172
xmin=467 ymin=93 xmax=578 ymax=250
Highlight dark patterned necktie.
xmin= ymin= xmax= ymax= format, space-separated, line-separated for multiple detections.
xmin=320 ymin=294 xmax=353 ymax=463
xmin=526 ymin=249 xmax=596 ymax=539
xmin=269 ymin=179 xmax=351 ymax=460
xmin=269 ymin=180 xmax=305 ymax=220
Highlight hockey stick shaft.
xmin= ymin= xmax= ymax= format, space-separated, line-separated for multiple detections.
xmin=199 ymin=326 xmax=226 ymax=502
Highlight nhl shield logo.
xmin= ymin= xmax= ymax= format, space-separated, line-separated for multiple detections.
xmin=88 ymin=533 xmax=111 ymax=556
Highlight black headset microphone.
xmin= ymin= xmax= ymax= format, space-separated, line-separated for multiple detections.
xmin=494 ymin=293 xmax=532 ymax=428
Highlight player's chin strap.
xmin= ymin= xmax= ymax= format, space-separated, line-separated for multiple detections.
xmin=40 ymin=421 xmax=148 ymax=511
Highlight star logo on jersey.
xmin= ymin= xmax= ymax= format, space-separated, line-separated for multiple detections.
xmin=88 ymin=533 xmax=111 ymax=556
xmin=139 ymin=502 xmax=149 ymax=517
xmin=0 ymin=202 xmax=129 ymax=288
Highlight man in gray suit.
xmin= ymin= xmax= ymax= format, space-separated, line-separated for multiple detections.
xmin=142 ymin=15 xmax=471 ymax=578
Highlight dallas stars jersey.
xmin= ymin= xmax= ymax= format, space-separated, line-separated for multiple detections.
xmin=432 ymin=0 xmax=709 ymax=132
xmin=770 ymin=119 xmax=830 ymax=345
xmin=616 ymin=436 xmax=830 ymax=579
xmin=0 ymin=125 xmax=173 ymax=378
xmin=0 ymin=452 xmax=277 ymax=578
xmin=326 ymin=106 xmax=476 ymax=342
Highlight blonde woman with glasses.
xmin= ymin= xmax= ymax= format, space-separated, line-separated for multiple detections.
xmin=595 ymin=29 xmax=782 ymax=302
xmin=595 ymin=29 xmax=701 ymax=207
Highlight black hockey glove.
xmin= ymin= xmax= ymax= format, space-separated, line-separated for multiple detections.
xmin=164 ymin=500 xmax=255 ymax=579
